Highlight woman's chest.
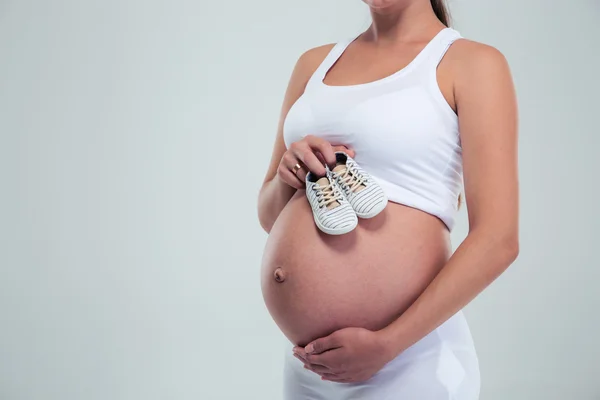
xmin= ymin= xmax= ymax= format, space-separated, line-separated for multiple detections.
xmin=283 ymin=85 xmax=456 ymax=163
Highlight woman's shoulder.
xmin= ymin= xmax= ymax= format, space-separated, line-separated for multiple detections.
xmin=285 ymin=42 xmax=338 ymax=89
xmin=443 ymin=35 xmax=515 ymax=112
xmin=445 ymin=36 xmax=510 ymax=75
xmin=294 ymin=42 xmax=337 ymax=74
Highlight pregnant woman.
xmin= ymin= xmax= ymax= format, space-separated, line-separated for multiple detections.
xmin=257 ymin=0 xmax=519 ymax=398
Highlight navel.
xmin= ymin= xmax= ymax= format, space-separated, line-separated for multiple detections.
xmin=273 ymin=267 xmax=286 ymax=283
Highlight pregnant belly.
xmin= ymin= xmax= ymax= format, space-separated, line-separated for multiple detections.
xmin=261 ymin=190 xmax=453 ymax=346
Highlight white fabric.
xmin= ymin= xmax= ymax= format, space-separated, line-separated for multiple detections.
xmin=284 ymin=28 xmax=464 ymax=231
xmin=283 ymin=311 xmax=480 ymax=400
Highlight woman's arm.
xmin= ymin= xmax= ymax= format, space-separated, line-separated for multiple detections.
xmin=379 ymin=39 xmax=519 ymax=355
xmin=257 ymin=44 xmax=339 ymax=233
xmin=294 ymin=41 xmax=519 ymax=383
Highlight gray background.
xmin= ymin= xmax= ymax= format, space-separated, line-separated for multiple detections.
xmin=1 ymin=0 xmax=599 ymax=399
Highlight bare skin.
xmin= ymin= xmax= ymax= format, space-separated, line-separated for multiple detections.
xmin=258 ymin=0 xmax=519 ymax=383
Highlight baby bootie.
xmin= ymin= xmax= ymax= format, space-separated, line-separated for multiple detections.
xmin=305 ymin=168 xmax=358 ymax=235
xmin=330 ymin=152 xmax=388 ymax=219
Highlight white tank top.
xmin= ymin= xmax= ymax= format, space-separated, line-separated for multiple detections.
xmin=283 ymin=27 xmax=464 ymax=231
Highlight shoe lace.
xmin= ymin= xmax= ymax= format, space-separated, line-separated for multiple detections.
xmin=314 ymin=179 xmax=342 ymax=208
xmin=334 ymin=163 xmax=366 ymax=193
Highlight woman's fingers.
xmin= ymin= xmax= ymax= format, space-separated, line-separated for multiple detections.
xmin=293 ymin=164 xmax=309 ymax=181
xmin=294 ymin=353 xmax=333 ymax=376
xmin=278 ymin=137 xmax=355 ymax=190
xmin=306 ymin=135 xmax=336 ymax=167
xmin=278 ymin=154 xmax=305 ymax=189
xmin=278 ymin=165 xmax=304 ymax=189
xmin=283 ymin=152 xmax=308 ymax=181
xmin=315 ymin=152 xmax=326 ymax=166
xmin=290 ymin=140 xmax=326 ymax=176
xmin=303 ymin=363 xmax=331 ymax=374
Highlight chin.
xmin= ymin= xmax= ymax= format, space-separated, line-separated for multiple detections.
xmin=363 ymin=0 xmax=399 ymax=9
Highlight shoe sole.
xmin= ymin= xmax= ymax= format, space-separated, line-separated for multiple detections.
xmin=312 ymin=211 xmax=358 ymax=235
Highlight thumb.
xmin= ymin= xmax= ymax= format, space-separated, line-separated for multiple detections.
xmin=332 ymin=145 xmax=355 ymax=159
xmin=305 ymin=333 xmax=340 ymax=355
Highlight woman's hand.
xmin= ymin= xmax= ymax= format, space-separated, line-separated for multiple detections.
xmin=292 ymin=327 xmax=394 ymax=383
xmin=277 ymin=135 xmax=355 ymax=189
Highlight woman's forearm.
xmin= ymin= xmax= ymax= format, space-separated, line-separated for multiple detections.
xmin=257 ymin=177 xmax=297 ymax=233
xmin=379 ymin=228 xmax=519 ymax=357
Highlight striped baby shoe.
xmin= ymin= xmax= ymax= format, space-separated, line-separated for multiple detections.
xmin=305 ymin=168 xmax=358 ymax=235
xmin=330 ymin=152 xmax=388 ymax=219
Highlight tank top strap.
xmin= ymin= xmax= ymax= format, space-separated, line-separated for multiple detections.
xmin=422 ymin=27 xmax=463 ymax=68
xmin=417 ymin=28 xmax=463 ymax=123
xmin=305 ymin=34 xmax=359 ymax=89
